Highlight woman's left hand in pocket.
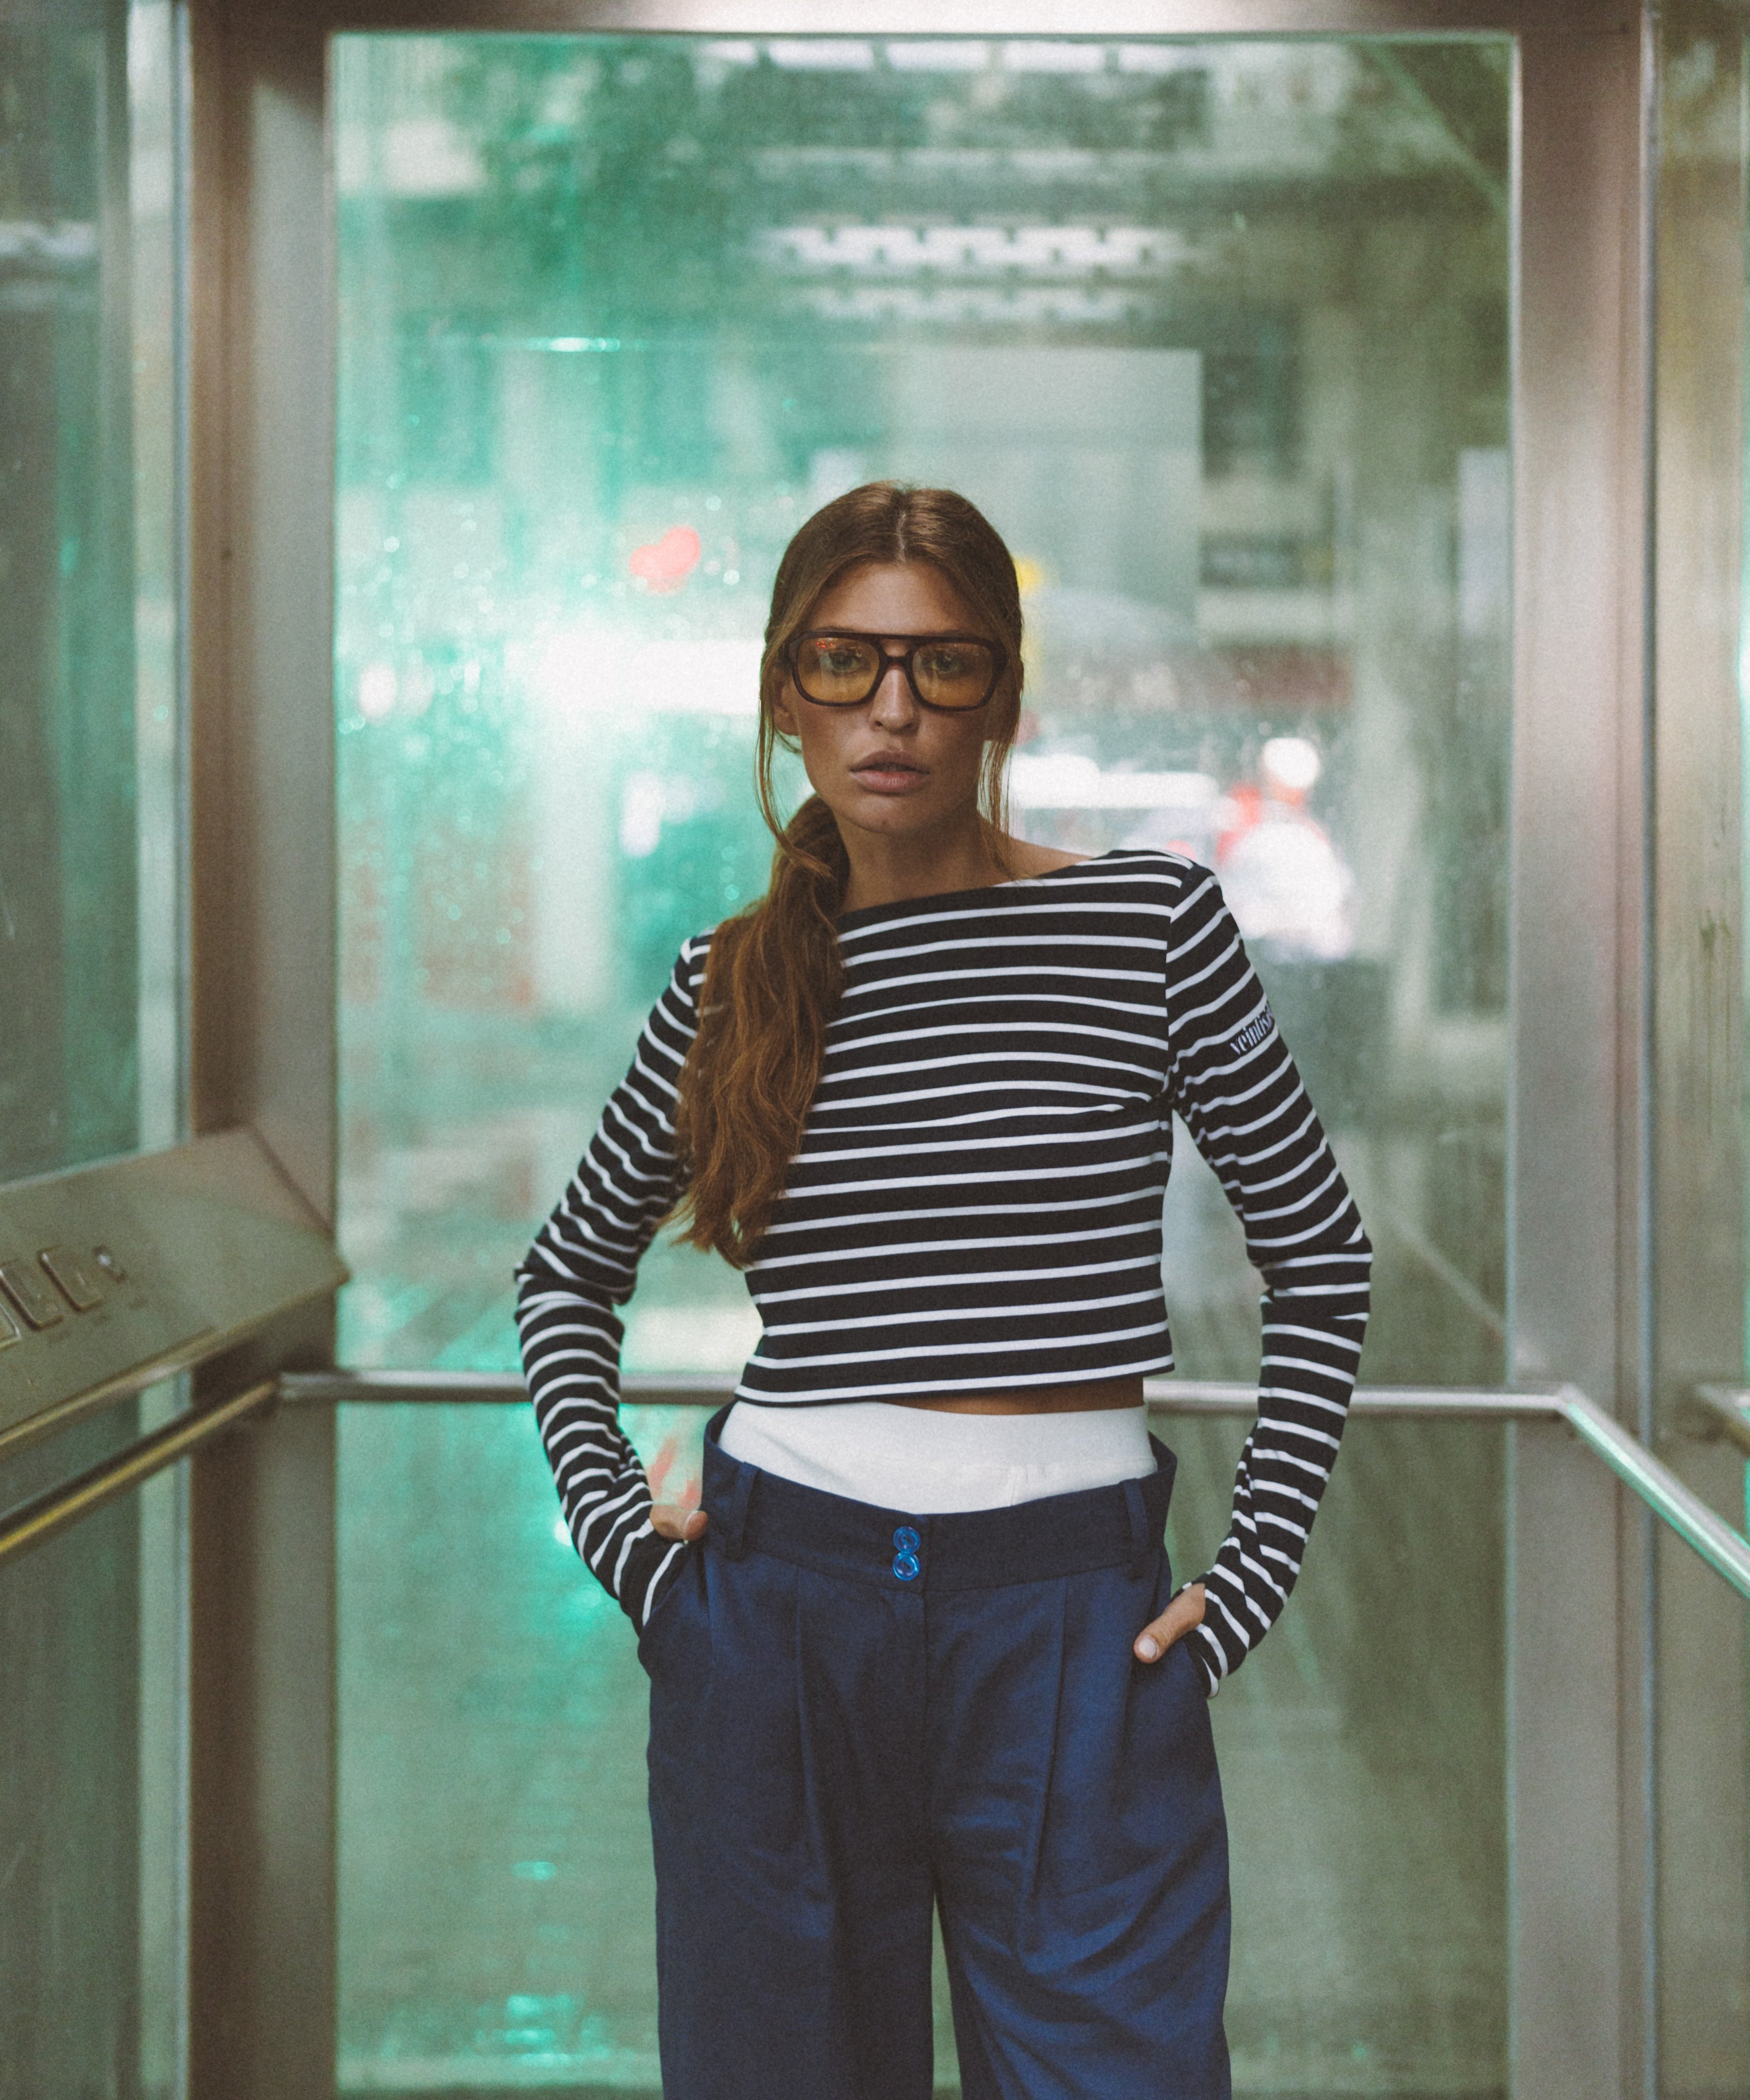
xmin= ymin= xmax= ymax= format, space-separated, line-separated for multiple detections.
xmin=652 ymin=1502 xmax=708 ymax=1542
xmin=1133 ymin=1580 xmax=1205 ymax=1663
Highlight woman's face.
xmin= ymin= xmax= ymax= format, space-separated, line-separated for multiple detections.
xmin=772 ymin=560 xmax=1002 ymax=848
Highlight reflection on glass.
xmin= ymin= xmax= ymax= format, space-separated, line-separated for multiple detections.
xmin=335 ymin=33 xmax=1511 ymax=1390
xmin=0 ymin=1385 xmax=188 ymax=2100
xmin=0 ymin=0 xmax=181 ymax=1180
xmin=0 ymin=1 xmax=187 ymax=2094
xmin=334 ymin=32 xmax=1511 ymax=2097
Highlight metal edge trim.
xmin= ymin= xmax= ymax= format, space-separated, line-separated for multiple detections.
xmin=0 ymin=1274 xmax=342 ymax=1469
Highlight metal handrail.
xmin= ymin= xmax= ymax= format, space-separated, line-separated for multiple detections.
xmin=8 ymin=1367 xmax=1750 ymax=1605
xmin=284 ymin=1369 xmax=1571 ymax=1419
xmin=0 ymin=1377 xmax=279 ymax=1566
xmin=284 ymin=1370 xmax=1750 ymax=1604
xmin=1559 ymin=1384 xmax=1750 ymax=1602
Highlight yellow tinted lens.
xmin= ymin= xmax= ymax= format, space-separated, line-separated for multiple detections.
xmin=912 ymin=641 xmax=995 ymax=708
xmin=797 ymin=636 xmax=880 ymax=701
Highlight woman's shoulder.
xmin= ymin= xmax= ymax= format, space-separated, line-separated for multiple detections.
xmin=1029 ymin=844 xmax=1216 ymax=906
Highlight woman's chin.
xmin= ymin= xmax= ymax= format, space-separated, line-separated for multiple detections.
xmin=838 ymin=798 xmax=965 ymax=843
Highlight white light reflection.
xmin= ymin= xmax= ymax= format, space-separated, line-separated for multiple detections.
xmin=531 ymin=633 xmax=763 ymax=725
xmin=620 ymin=772 xmax=703 ymax=859
xmin=1116 ymin=45 xmax=1206 ymax=75
xmin=760 ymin=223 xmax=1191 ymax=279
xmin=796 ymin=286 xmax=1141 ymax=326
xmin=1002 ymin=41 xmax=1106 ymax=73
xmin=885 ymin=42 xmax=989 ymax=71
xmin=1010 ymin=754 xmax=1218 ymax=811
xmin=1260 ymin=735 xmax=1321 ymax=794
xmin=358 ymin=663 xmax=398 ymax=721
xmin=767 ymin=39 xmax=876 ymax=70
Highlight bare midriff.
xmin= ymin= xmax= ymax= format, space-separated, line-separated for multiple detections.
xmin=892 ymin=1375 xmax=1144 ymax=1416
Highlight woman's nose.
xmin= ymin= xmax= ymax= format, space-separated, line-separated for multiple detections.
xmin=868 ymin=660 xmax=917 ymax=724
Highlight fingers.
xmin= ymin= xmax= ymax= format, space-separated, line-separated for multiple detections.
xmin=1134 ymin=1580 xmax=1206 ymax=1664
xmin=650 ymin=1502 xmax=708 ymax=1542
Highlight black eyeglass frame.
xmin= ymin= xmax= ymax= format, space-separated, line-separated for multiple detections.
xmin=783 ymin=629 xmax=1010 ymax=712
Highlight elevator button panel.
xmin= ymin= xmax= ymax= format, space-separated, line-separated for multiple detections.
xmin=0 ymin=1126 xmax=349 ymax=1460
xmin=0 ymin=1260 xmax=66 ymax=1330
xmin=38 ymin=1245 xmax=107 ymax=1311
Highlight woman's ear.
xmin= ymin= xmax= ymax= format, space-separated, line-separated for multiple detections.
xmin=771 ymin=682 xmax=800 ymax=738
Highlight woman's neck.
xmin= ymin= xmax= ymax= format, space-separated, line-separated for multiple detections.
xmin=835 ymin=818 xmax=1089 ymax=915
xmin=836 ymin=815 xmax=1007 ymax=915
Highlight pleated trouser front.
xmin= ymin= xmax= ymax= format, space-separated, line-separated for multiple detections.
xmin=642 ymin=1411 xmax=1231 ymax=2100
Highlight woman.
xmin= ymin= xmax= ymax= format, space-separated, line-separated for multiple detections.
xmin=517 ymin=483 xmax=1371 ymax=2100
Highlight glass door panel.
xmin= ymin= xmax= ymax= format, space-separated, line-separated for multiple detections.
xmin=0 ymin=0 xmax=188 ymax=2092
xmin=333 ymin=31 xmax=1512 ymax=2097
xmin=0 ymin=0 xmax=183 ymax=1175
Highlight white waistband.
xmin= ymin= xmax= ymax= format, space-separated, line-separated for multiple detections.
xmin=716 ymin=1399 xmax=1155 ymax=1514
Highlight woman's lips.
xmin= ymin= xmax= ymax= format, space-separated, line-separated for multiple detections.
xmin=850 ymin=758 xmax=928 ymax=795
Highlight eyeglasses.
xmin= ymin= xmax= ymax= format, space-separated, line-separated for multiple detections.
xmin=785 ymin=630 xmax=1008 ymax=713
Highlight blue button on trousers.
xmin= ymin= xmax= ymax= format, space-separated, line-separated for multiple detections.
xmin=639 ymin=1417 xmax=1231 ymax=2100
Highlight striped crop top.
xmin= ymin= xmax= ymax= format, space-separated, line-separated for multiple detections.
xmin=516 ymin=848 xmax=1372 ymax=1695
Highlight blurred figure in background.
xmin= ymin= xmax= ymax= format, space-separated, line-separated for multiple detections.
xmin=1214 ymin=735 xmax=1355 ymax=962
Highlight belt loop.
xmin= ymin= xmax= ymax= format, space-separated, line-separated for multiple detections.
xmin=713 ymin=1455 xmax=758 ymax=1561
xmin=1123 ymin=1477 xmax=1154 ymax=1581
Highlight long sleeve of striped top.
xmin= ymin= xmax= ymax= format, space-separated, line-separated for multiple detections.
xmin=1158 ymin=864 xmax=1372 ymax=1693
xmin=514 ymin=943 xmax=707 ymax=1629
xmin=516 ymin=847 xmax=1371 ymax=1682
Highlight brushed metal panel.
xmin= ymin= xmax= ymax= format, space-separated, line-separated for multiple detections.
xmin=185 ymin=11 xmax=340 ymax=2098
xmin=0 ymin=1130 xmax=346 ymax=1461
xmin=1508 ymin=11 xmax=1650 ymax=2100
xmin=1507 ymin=1423 xmax=1634 ymax=2092
xmin=1652 ymin=3 xmax=1750 ymax=2083
xmin=189 ymin=1316 xmax=337 ymax=2100
xmin=189 ymin=5 xmax=338 ymax=1223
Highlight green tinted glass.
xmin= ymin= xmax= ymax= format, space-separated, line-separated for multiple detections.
xmin=0 ymin=4 xmax=187 ymax=2084
xmin=0 ymin=0 xmax=181 ymax=1181
xmin=335 ymin=31 xmax=1511 ymax=2097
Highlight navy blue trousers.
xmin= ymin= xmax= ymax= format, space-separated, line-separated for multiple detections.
xmin=642 ymin=1413 xmax=1231 ymax=2100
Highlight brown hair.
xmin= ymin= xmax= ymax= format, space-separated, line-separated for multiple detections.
xmin=670 ymin=482 xmax=1026 ymax=1266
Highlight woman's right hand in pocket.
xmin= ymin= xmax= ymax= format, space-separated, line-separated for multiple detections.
xmin=652 ymin=1502 xmax=708 ymax=1542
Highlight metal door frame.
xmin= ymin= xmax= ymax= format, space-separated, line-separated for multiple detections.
xmin=182 ymin=3 xmax=1658 ymax=2094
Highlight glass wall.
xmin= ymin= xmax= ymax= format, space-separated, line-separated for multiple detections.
xmin=334 ymin=31 xmax=1513 ymax=2099
xmin=334 ymin=32 xmax=1511 ymax=1392
xmin=0 ymin=0 xmax=182 ymax=1180
xmin=0 ymin=2 xmax=188 ymax=2095
xmin=0 ymin=1388 xmax=189 ymax=2100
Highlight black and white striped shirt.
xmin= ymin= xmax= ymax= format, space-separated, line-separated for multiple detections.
xmin=517 ymin=849 xmax=1371 ymax=1693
